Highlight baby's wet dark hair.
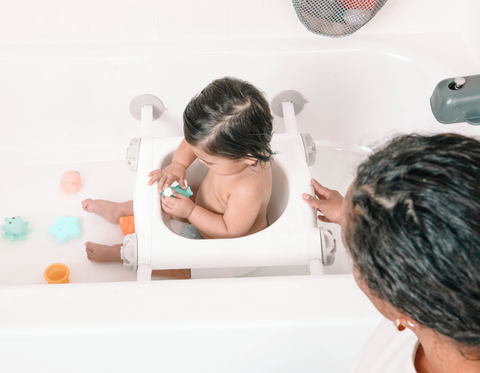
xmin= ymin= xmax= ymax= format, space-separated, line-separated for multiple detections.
xmin=345 ymin=133 xmax=480 ymax=356
xmin=183 ymin=77 xmax=274 ymax=165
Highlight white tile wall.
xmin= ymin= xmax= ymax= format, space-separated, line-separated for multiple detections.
xmin=463 ymin=0 xmax=480 ymax=62
xmin=0 ymin=0 xmax=474 ymax=44
xmin=49 ymin=0 xmax=121 ymax=13
xmin=0 ymin=0 xmax=49 ymax=14
xmin=158 ymin=10 xmax=228 ymax=41
xmin=229 ymin=8 xmax=297 ymax=39
xmin=122 ymin=0 xmax=192 ymax=12
xmin=19 ymin=14 xmax=90 ymax=43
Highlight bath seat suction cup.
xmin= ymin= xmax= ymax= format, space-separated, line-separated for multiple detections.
xmin=271 ymin=90 xmax=308 ymax=118
xmin=300 ymin=133 xmax=317 ymax=166
xmin=320 ymin=227 xmax=336 ymax=266
xmin=121 ymin=234 xmax=138 ymax=272
xmin=126 ymin=138 xmax=141 ymax=172
xmin=129 ymin=94 xmax=166 ymax=121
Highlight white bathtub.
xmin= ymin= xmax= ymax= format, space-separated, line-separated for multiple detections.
xmin=1 ymin=33 xmax=479 ymax=372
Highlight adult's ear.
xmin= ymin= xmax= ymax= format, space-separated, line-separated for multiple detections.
xmin=397 ymin=316 xmax=420 ymax=332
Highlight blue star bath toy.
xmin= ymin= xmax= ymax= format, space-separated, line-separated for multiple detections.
xmin=1 ymin=216 xmax=33 ymax=241
xmin=48 ymin=216 xmax=82 ymax=244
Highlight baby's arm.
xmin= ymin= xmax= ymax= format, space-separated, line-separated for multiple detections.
xmin=163 ymin=181 xmax=263 ymax=239
xmin=148 ymin=139 xmax=197 ymax=190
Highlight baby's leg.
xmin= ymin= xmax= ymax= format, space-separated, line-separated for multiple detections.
xmin=152 ymin=269 xmax=191 ymax=279
xmin=85 ymin=241 xmax=123 ymax=262
xmin=82 ymin=199 xmax=133 ymax=224
xmin=85 ymin=242 xmax=191 ymax=279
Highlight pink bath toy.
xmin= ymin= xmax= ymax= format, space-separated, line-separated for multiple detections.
xmin=60 ymin=170 xmax=82 ymax=193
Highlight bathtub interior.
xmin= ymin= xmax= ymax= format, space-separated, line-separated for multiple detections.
xmin=0 ymin=142 xmax=352 ymax=287
xmin=1 ymin=34 xmax=479 ymax=286
xmin=1 ymin=33 xmax=478 ymax=373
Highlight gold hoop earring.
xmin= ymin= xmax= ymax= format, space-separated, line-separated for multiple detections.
xmin=394 ymin=319 xmax=406 ymax=331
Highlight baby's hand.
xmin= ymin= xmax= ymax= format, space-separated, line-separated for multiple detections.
xmin=161 ymin=191 xmax=196 ymax=219
xmin=148 ymin=162 xmax=187 ymax=192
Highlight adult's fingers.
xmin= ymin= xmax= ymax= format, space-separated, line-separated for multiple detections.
xmin=311 ymin=178 xmax=331 ymax=199
xmin=317 ymin=214 xmax=332 ymax=223
xmin=302 ymin=193 xmax=327 ymax=211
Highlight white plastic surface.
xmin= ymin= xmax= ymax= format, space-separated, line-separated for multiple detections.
xmin=282 ymin=100 xmax=299 ymax=134
xmin=0 ymin=274 xmax=382 ymax=373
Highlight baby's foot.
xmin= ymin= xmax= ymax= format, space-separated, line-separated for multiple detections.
xmin=85 ymin=241 xmax=123 ymax=263
xmin=81 ymin=199 xmax=130 ymax=224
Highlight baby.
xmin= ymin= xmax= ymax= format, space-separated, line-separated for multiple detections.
xmin=82 ymin=77 xmax=274 ymax=279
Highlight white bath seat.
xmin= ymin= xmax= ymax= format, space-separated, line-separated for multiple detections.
xmin=125 ymin=132 xmax=329 ymax=280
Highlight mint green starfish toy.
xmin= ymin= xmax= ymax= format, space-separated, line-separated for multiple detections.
xmin=48 ymin=216 xmax=82 ymax=244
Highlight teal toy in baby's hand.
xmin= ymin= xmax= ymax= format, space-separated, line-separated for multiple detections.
xmin=161 ymin=180 xmax=193 ymax=198
xmin=1 ymin=216 xmax=33 ymax=241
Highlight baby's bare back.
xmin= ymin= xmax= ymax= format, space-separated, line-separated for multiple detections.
xmin=194 ymin=165 xmax=272 ymax=239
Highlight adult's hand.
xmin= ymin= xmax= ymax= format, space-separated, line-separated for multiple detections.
xmin=302 ymin=178 xmax=344 ymax=225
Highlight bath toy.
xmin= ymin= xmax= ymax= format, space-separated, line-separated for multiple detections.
xmin=161 ymin=181 xmax=193 ymax=198
xmin=48 ymin=216 xmax=82 ymax=244
xmin=44 ymin=263 xmax=70 ymax=284
xmin=120 ymin=216 xmax=135 ymax=235
xmin=59 ymin=170 xmax=82 ymax=193
xmin=1 ymin=216 xmax=33 ymax=241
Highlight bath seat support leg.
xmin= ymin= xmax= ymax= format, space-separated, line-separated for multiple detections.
xmin=141 ymin=104 xmax=153 ymax=138
xmin=137 ymin=264 xmax=153 ymax=281
xmin=282 ymin=100 xmax=299 ymax=134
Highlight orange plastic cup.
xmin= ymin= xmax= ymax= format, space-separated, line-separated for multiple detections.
xmin=44 ymin=263 xmax=70 ymax=284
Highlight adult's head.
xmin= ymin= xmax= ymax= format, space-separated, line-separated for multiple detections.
xmin=183 ymin=76 xmax=274 ymax=166
xmin=344 ymin=133 xmax=480 ymax=356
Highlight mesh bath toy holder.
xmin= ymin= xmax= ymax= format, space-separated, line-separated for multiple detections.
xmin=293 ymin=0 xmax=388 ymax=38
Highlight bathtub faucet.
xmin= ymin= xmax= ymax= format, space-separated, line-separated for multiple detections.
xmin=430 ymin=74 xmax=480 ymax=125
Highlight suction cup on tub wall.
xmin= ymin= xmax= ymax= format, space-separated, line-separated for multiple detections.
xmin=129 ymin=94 xmax=166 ymax=121
xmin=271 ymin=90 xmax=308 ymax=117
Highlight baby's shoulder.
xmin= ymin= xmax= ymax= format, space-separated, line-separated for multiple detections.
xmin=232 ymin=164 xmax=272 ymax=198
